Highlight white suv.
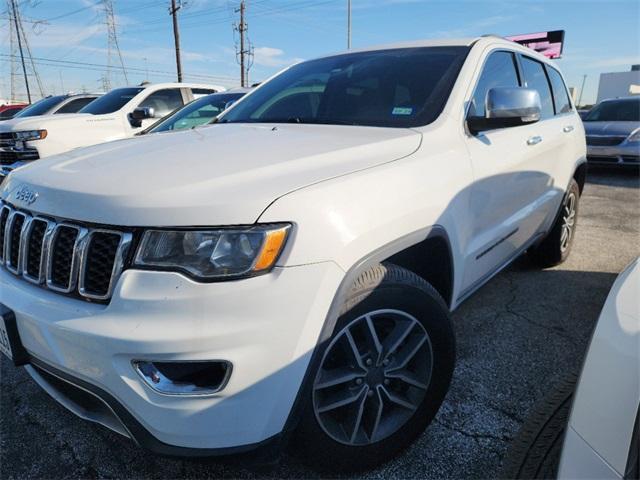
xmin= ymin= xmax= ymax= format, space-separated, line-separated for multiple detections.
xmin=0 ymin=36 xmax=585 ymax=471
xmin=0 ymin=82 xmax=224 ymax=163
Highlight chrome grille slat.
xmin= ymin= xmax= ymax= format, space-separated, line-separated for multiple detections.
xmin=5 ymin=211 xmax=28 ymax=274
xmin=0 ymin=202 xmax=129 ymax=301
xmin=22 ymin=218 xmax=54 ymax=284
xmin=0 ymin=205 xmax=10 ymax=264
xmin=46 ymin=224 xmax=88 ymax=293
xmin=79 ymin=230 xmax=131 ymax=301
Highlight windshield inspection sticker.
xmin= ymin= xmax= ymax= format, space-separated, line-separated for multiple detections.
xmin=392 ymin=107 xmax=413 ymax=115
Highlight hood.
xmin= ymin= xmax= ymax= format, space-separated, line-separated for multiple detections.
xmin=1 ymin=123 xmax=422 ymax=226
xmin=0 ymin=113 xmax=95 ymax=132
xmin=583 ymin=121 xmax=639 ymax=137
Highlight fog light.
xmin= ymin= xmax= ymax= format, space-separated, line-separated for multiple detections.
xmin=133 ymin=360 xmax=231 ymax=396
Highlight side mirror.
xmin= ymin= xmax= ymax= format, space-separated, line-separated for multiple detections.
xmin=467 ymin=87 xmax=541 ymax=134
xmin=130 ymin=106 xmax=155 ymax=121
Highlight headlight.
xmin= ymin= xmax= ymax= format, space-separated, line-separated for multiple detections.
xmin=627 ymin=128 xmax=640 ymax=142
xmin=14 ymin=130 xmax=47 ymax=141
xmin=133 ymin=224 xmax=291 ymax=280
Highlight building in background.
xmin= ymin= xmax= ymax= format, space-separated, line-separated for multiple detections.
xmin=596 ymin=65 xmax=640 ymax=103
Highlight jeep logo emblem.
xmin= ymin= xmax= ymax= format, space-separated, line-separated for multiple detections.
xmin=14 ymin=185 xmax=38 ymax=205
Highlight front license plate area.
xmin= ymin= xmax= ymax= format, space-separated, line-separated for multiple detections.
xmin=0 ymin=304 xmax=29 ymax=366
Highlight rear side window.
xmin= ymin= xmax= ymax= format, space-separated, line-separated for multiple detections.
xmin=55 ymin=97 xmax=96 ymax=114
xmin=546 ymin=66 xmax=572 ymax=114
xmin=139 ymin=89 xmax=184 ymax=117
xmin=521 ymin=56 xmax=554 ymax=120
xmin=469 ymin=51 xmax=520 ymax=117
xmin=192 ymin=88 xmax=218 ymax=98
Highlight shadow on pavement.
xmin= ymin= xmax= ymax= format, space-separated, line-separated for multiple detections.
xmin=586 ymin=166 xmax=639 ymax=189
xmin=0 ymin=265 xmax=621 ymax=480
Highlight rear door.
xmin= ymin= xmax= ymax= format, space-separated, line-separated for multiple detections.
xmin=53 ymin=96 xmax=97 ymax=114
xmin=543 ymin=63 xmax=583 ymax=223
xmin=461 ymin=50 xmax=559 ymax=292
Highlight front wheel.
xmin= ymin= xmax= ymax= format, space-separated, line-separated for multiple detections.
xmin=529 ymin=179 xmax=580 ymax=268
xmin=292 ymin=263 xmax=455 ymax=472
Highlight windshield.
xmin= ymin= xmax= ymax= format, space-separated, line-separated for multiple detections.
xmin=147 ymin=92 xmax=246 ymax=133
xmin=13 ymin=95 xmax=67 ymax=118
xmin=584 ymin=99 xmax=640 ymax=122
xmin=220 ymin=46 xmax=469 ymax=128
xmin=79 ymin=87 xmax=144 ymax=115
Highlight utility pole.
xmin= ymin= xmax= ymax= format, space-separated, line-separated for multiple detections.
xmin=347 ymin=0 xmax=351 ymax=49
xmin=170 ymin=0 xmax=183 ymax=82
xmin=234 ymin=1 xmax=253 ymax=87
xmin=238 ymin=1 xmax=247 ymax=87
xmin=10 ymin=0 xmax=31 ymax=103
xmin=577 ymin=74 xmax=587 ymax=108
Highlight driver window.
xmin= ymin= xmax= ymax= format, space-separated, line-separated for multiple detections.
xmin=469 ymin=51 xmax=521 ymax=117
xmin=139 ymin=89 xmax=184 ymax=118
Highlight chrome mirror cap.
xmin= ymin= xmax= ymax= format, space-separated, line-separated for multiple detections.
xmin=486 ymin=87 xmax=542 ymax=123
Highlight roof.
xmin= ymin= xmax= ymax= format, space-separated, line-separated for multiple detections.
xmin=122 ymin=82 xmax=226 ymax=91
xmin=599 ymin=96 xmax=640 ymax=103
xmin=310 ymin=35 xmax=549 ymax=63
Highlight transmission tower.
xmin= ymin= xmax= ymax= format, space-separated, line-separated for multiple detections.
xmin=7 ymin=8 xmax=18 ymax=101
xmin=102 ymin=0 xmax=128 ymax=90
xmin=7 ymin=0 xmax=45 ymax=102
xmin=16 ymin=13 xmax=45 ymax=97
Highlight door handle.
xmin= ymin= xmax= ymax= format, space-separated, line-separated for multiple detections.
xmin=563 ymin=125 xmax=574 ymax=133
xmin=527 ymin=136 xmax=543 ymax=146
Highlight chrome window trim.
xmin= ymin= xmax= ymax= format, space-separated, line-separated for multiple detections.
xmin=463 ymin=48 xmax=523 ymax=137
xmin=46 ymin=224 xmax=89 ymax=293
xmin=78 ymin=230 xmax=132 ymax=301
xmin=5 ymin=210 xmax=29 ymax=275
xmin=21 ymin=217 xmax=55 ymax=285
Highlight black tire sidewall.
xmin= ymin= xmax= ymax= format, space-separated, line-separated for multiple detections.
xmin=293 ymin=266 xmax=455 ymax=472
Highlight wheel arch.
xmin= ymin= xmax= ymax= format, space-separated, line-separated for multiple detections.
xmin=318 ymin=225 xmax=454 ymax=344
xmin=573 ymin=161 xmax=587 ymax=194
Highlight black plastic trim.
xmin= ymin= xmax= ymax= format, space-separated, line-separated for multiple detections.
xmin=27 ymin=356 xmax=284 ymax=459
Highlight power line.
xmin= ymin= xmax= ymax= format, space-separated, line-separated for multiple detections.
xmin=127 ymin=0 xmax=340 ymax=35
xmin=0 ymin=53 xmax=237 ymax=83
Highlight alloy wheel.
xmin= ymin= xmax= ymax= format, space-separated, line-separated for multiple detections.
xmin=560 ymin=192 xmax=577 ymax=252
xmin=312 ymin=309 xmax=433 ymax=446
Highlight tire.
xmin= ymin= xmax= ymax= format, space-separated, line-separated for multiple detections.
xmin=501 ymin=372 xmax=578 ymax=479
xmin=292 ymin=262 xmax=455 ymax=472
xmin=528 ymin=179 xmax=580 ymax=268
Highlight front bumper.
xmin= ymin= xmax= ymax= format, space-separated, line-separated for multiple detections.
xmin=1 ymin=262 xmax=344 ymax=452
xmin=587 ymin=143 xmax=640 ymax=166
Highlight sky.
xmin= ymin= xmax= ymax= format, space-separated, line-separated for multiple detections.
xmin=1 ymin=0 xmax=639 ymax=105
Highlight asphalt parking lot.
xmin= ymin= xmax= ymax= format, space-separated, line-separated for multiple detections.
xmin=1 ymin=168 xmax=638 ymax=479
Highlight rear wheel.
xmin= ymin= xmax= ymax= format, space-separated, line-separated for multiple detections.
xmin=292 ymin=263 xmax=455 ymax=472
xmin=529 ymin=179 xmax=580 ymax=268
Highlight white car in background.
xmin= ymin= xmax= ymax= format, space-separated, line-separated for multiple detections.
xmin=0 ymin=82 xmax=224 ymax=163
xmin=504 ymin=258 xmax=639 ymax=479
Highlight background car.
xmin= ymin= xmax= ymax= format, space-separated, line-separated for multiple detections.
xmin=5 ymin=93 xmax=101 ymax=120
xmin=141 ymin=88 xmax=250 ymax=134
xmin=0 ymin=82 xmax=224 ymax=166
xmin=583 ymin=97 xmax=640 ymax=167
xmin=0 ymin=104 xmax=27 ymax=120
xmin=503 ymin=258 xmax=639 ymax=479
